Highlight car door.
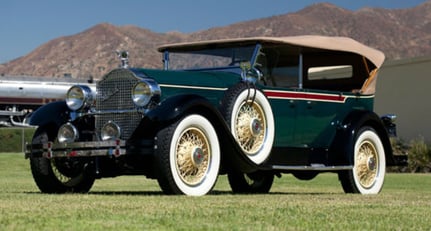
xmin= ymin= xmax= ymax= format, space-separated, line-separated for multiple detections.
xmin=294 ymin=62 xmax=355 ymax=148
xmin=293 ymin=88 xmax=345 ymax=148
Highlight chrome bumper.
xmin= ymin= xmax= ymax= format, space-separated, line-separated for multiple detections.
xmin=25 ymin=140 xmax=126 ymax=159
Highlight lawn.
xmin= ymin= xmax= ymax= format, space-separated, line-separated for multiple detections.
xmin=0 ymin=153 xmax=430 ymax=230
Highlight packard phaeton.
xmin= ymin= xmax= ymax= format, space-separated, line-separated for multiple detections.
xmin=26 ymin=36 xmax=405 ymax=195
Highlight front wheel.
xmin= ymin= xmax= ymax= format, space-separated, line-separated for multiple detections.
xmin=156 ymin=114 xmax=220 ymax=196
xmin=30 ymin=126 xmax=95 ymax=193
xmin=338 ymin=127 xmax=386 ymax=194
xmin=228 ymin=171 xmax=274 ymax=194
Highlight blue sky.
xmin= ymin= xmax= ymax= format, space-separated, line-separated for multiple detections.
xmin=0 ymin=0 xmax=427 ymax=63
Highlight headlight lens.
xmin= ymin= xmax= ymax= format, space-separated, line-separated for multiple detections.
xmin=66 ymin=85 xmax=93 ymax=111
xmin=132 ymin=80 xmax=161 ymax=107
xmin=57 ymin=123 xmax=79 ymax=143
xmin=101 ymin=121 xmax=121 ymax=141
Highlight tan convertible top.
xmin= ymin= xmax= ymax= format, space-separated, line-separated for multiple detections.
xmin=158 ymin=35 xmax=385 ymax=68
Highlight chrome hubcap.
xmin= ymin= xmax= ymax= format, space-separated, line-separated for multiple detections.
xmin=192 ymin=147 xmax=205 ymax=166
xmin=250 ymin=118 xmax=262 ymax=136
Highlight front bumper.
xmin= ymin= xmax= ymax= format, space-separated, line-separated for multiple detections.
xmin=25 ymin=140 xmax=127 ymax=159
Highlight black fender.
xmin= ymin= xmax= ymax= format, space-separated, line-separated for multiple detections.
xmin=129 ymin=94 xmax=259 ymax=173
xmin=28 ymin=101 xmax=70 ymax=128
xmin=329 ymin=110 xmax=395 ymax=166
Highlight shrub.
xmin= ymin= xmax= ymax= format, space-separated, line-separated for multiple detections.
xmin=390 ymin=137 xmax=431 ymax=173
xmin=407 ymin=138 xmax=431 ymax=173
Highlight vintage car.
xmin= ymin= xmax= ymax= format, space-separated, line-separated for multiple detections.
xmin=26 ymin=35 xmax=406 ymax=196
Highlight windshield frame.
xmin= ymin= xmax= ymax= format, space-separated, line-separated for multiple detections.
xmin=162 ymin=44 xmax=261 ymax=71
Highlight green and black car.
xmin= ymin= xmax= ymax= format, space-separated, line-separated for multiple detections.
xmin=26 ymin=36 xmax=406 ymax=196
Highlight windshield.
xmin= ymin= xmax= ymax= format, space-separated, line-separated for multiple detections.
xmin=165 ymin=45 xmax=256 ymax=70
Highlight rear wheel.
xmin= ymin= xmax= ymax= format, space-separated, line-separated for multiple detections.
xmin=228 ymin=171 xmax=274 ymax=194
xmin=156 ymin=115 xmax=220 ymax=196
xmin=338 ymin=127 xmax=386 ymax=194
xmin=30 ymin=125 xmax=95 ymax=193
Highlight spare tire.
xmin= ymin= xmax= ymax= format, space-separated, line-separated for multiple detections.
xmin=221 ymin=83 xmax=275 ymax=164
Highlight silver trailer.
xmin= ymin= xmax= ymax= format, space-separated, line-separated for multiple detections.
xmin=0 ymin=77 xmax=94 ymax=127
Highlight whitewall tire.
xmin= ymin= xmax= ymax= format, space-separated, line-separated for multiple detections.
xmin=156 ymin=114 xmax=220 ymax=196
xmin=222 ymin=84 xmax=275 ymax=165
xmin=339 ymin=127 xmax=386 ymax=194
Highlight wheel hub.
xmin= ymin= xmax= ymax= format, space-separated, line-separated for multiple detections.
xmin=191 ymin=147 xmax=205 ymax=167
xmin=367 ymin=156 xmax=376 ymax=171
xmin=250 ymin=118 xmax=262 ymax=136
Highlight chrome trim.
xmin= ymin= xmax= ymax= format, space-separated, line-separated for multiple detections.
xmin=159 ymin=84 xmax=228 ymax=91
xmin=250 ymin=43 xmax=262 ymax=67
xmin=77 ymin=108 xmax=147 ymax=117
xmin=163 ymin=51 xmax=169 ymax=70
xmin=271 ymin=164 xmax=353 ymax=171
xmin=57 ymin=123 xmax=79 ymax=143
xmin=66 ymin=85 xmax=93 ymax=111
xmin=382 ymin=114 xmax=397 ymax=123
xmin=116 ymin=50 xmax=129 ymax=68
xmin=26 ymin=140 xmax=126 ymax=158
xmin=101 ymin=121 xmax=122 ymax=141
xmin=132 ymin=79 xmax=161 ymax=108
xmin=299 ymin=53 xmax=303 ymax=89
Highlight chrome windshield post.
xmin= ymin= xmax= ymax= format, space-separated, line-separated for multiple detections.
xmin=163 ymin=51 xmax=169 ymax=70
xmin=299 ymin=53 xmax=303 ymax=89
xmin=250 ymin=43 xmax=262 ymax=67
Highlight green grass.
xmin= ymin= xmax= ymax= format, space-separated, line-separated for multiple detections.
xmin=1 ymin=153 xmax=430 ymax=230
xmin=0 ymin=128 xmax=34 ymax=153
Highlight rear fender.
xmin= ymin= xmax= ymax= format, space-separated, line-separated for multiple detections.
xmin=28 ymin=101 xmax=70 ymax=127
xmin=329 ymin=110 xmax=395 ymax=166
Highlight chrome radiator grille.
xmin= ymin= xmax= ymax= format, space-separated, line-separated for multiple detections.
xmin=95 ymin=69 xmax=142 ymax=140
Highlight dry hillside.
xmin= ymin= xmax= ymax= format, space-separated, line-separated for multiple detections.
xmin=1 ymin=1 xmax=430 ymax=79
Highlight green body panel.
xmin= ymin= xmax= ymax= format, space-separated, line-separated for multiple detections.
xmin=140 ymin=68 xmax=241 ymax=106
xmin=265 ymin=87 xmax=374 ymax=148
xmin=138 ymin=68 xmax=375 ymax=150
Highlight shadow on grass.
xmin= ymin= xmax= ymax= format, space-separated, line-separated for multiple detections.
xmin=22 ymin=190 xmax=339 ymax=196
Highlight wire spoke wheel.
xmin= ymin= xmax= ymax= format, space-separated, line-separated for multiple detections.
xmin=234 ymin=100 xmax=266 ymax=155
xmin=156 ymin=114 xmax=220 ymax=196
xmin=175 ymin=127 xmax=211 ymax=186
xmin=338 ymin=126 xmax=386 ymax=194
xmin=221 ymin=83 xmax=275 ymax=164
xmin=355 ymin=140 xmax=378 ymax=189
xmin=29 ymin=125 xmax=95 ymax=193
xmin=51 ymin=160 xmax=73 ymax=184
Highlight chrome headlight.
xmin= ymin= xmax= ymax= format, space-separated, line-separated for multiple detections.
xmin=132 ymin=79 xmax=161 ymax=108
xmin=57 ymin=123 xmax=79 ymax=143
xmin=66 ymin=85 xmax=93 ymax=111
xmin=101 ymin=121 xmax=121 ymax=141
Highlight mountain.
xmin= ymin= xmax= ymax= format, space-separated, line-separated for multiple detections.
xmin=1 ymin=1 xmax=430 ymax=79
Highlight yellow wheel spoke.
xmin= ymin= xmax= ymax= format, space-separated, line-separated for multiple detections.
xmin=234 ymin=101 xmax=266 ymax=155
xmin=355 ymin=141 xmax=378 ymax=188
xmin=175 ymin=128 xmax=211 ymax=186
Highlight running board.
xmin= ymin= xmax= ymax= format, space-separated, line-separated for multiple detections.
xmin=271 ymin=164 xmax=353 ymax=171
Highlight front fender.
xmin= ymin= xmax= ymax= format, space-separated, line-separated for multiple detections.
xmin=28 ymin=101 xmax=70 ymax=127
xmin=129 ymin=94 xmax=259 ymax=173
xmin=130 ymin=94 xmax=216 ymax=139
xmin=329 ymin=110 xmax=394 ymax=166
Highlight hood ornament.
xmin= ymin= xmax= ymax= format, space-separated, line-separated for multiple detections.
xmin=116 ymin=50 xmax=129 ymax=68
